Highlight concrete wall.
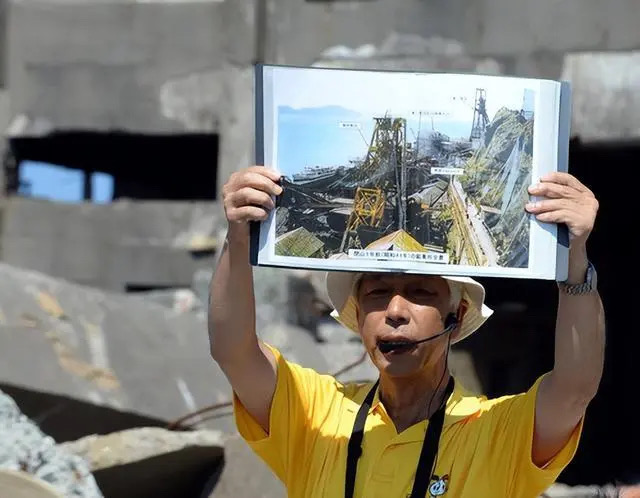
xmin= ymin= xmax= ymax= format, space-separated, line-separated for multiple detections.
xmin=269 ymin=0 xmax=640 ymax=65
xmin=0 ymin=197 xmax=222 ymax=291
xmin=7 ymin=0 xmax=254 ymax=133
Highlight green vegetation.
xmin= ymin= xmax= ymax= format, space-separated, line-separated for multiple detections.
xmin=461 ymin=108 xmax=534 ymax=267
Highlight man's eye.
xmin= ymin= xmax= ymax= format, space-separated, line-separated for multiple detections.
xmin=366 ymin=288 xmax=388 ymax=297
xmin=411 ymin=288 xmax=436 ymax=297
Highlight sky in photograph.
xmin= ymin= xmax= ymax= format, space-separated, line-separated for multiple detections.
xmin=277 ymin=106 xmax=473 ymax=177
xmin=271 ymin=67 xmax=537 ymax=177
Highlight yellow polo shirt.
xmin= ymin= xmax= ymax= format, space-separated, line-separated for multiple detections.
xmin=233 ymin=345 xmax=582 ymax=497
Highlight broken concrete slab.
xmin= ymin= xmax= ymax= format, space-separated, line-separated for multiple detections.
xmin=0 ymin=262 xmax=233 ymax=432
xmin=61 ymin=427 xmax=224 ymax=498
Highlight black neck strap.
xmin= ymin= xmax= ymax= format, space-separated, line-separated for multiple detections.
xmin=345 ymin=377 xmax=455 ymax=498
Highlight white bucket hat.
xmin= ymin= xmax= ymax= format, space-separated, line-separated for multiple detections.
xmin=325 ymin=270 xmax=494 ymax=344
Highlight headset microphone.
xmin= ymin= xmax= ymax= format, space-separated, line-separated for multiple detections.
xmin=377 ymin=313 xmax=458 ymax=354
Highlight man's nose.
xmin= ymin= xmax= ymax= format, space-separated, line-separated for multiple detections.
xmin=385 ymin=293 xmax=410 ymax=325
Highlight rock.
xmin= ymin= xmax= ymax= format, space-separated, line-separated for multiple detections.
xmin=61 ymin=427 xmax=225 ymax=498
xmin=0 ymin=390 xmax=103 ymax=498
xmin=61 ymin=427 xmax=223 ymax=471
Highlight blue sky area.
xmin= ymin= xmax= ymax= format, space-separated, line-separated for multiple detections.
xmin=277 ymin=106 xmax=472 ymax=177
xmin=19 ymin=161 xmax=113 ymax=203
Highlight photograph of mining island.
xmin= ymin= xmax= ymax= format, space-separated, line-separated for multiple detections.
xmin=274 ymin=87 xmax=535 ymax=268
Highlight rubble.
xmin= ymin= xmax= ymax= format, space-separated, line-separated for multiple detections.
xmin=0 ymin=390 xmax=103 ymax=498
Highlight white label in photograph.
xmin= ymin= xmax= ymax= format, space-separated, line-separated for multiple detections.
xmin=348 ymin=249 xmax=449 ymax=263
xmin=339 ymin=122 xmax=362 ymax=129
xmin=431 ymin=167 xmax=464 ymax=175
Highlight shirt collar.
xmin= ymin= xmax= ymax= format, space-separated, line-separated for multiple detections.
xmin=368 ymin=377 xmax=482 ymax=427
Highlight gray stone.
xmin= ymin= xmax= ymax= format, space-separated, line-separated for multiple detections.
xmin=61 ymin=427 xmax=224 ymax=472
xmin=61 ymin=427 xmax=225 ymax=498
xmin=0 ymin=390 xmax=103 ymax=498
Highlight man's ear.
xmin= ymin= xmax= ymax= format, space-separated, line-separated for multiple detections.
xmin=457 ymin=299 xmax=469 ymax=323
xmin=452 ymin=299 xmax=469 ymax=340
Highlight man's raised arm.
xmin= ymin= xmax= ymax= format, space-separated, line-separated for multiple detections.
xmin=526 ymin=172 xmax=605 ymax=467
xmin=209 ymin=166 xmax=283 ymax=433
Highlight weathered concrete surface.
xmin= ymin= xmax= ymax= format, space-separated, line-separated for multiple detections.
xmin=6 ymin=0 xmax=254 ymax=133
xmin=0 ymin=390 xmax=103 ymax=498
xmin=269 ymin=0 xmax=640 ymax=65
xmin=0 ymin=261 xmax=232 ymax=430
xmin=62 ymin=427 xmax=224 ymax=498
xmin=561 ymin=50 xmax=640 ymax=142
xmin=0 ymin=197 xmax=221 ymax=291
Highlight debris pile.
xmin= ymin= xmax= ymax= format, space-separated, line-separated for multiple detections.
xmin=0 ymin=390 xmax=103 ymax=498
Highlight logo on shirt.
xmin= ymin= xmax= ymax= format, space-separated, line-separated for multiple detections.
xmin=428 ymin=474 xmax=449 ymax=497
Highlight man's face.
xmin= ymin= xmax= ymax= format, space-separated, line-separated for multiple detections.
xmin=356 ymin=273 xmax=454 ymax=378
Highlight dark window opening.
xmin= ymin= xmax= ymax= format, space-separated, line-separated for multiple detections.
xmin=125 ymin=284 xmax=182 ymax=293
xmin=8 ymin=130 xmax=219 ymax=201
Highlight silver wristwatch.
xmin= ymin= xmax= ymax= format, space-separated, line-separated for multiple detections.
xmin=558 ymin=261 xmax=597 ymax=295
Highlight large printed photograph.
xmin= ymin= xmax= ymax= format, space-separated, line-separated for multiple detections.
xmin=271 ymin=69 xmax=536 ymax=269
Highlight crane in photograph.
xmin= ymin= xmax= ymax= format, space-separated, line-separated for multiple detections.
xmin=469 ymin=88 xmax=490 ymax=143
xmin=339 ymin=116 xmax=408 ymax=252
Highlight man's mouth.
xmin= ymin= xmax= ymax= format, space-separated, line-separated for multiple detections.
xmin=377 ymin=339 xmax=417 ymax=354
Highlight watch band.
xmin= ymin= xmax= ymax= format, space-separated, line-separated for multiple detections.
xmin=558 ymin=261 xmax=597 ymax=295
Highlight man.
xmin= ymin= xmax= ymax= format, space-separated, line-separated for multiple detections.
xmin=209 ymin=166 xmax=605 ymax=498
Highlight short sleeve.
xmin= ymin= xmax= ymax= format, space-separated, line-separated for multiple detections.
xmin=483 ymin=374 xmax=583 ymax=496
xmin=232 ymin=343 xmax=340 ymax=486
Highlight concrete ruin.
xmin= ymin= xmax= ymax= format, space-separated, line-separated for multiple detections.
xmin=0 ymin=0 xmax=638 ymax=495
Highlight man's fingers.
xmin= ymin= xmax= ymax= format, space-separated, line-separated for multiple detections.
xmin=240 ymin=172 xmax=283 ymax=196
xmin=525 ymin=198 xmax=574 ymax=214
xmin=539 ymin=172 xmax=589 ymax=193
xmin=228 ymin=206 xmax=270 ymax=222
xmin=231 ymin=187 xmax=275 ymax=211
xmin=532 ymin=209 xmax=573 ymax=224
xmin=247 ymin=165 xmax=283 ymax=184
xmin=528 ymin=181 xmax=575 ymax=199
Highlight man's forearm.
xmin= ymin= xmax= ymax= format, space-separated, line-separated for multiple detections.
xmin=208 ymin=223 xmax=259 ymax=364
xmin=551 ymin=246 xmax=606 ymax=402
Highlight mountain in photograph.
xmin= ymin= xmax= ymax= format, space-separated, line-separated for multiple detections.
xmin=460 ymin=107 xmax=534 ymax=267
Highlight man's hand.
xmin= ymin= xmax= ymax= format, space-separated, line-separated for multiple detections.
xmin=526 ymin=172 xmax=598 ymax=283
xmin=223 ymin=166 xmax=282 ymax=225
xmin=522 ymin=171 xmax=604 ymax=468
xmin=525 ymin=172 xmax=599 ymax=242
